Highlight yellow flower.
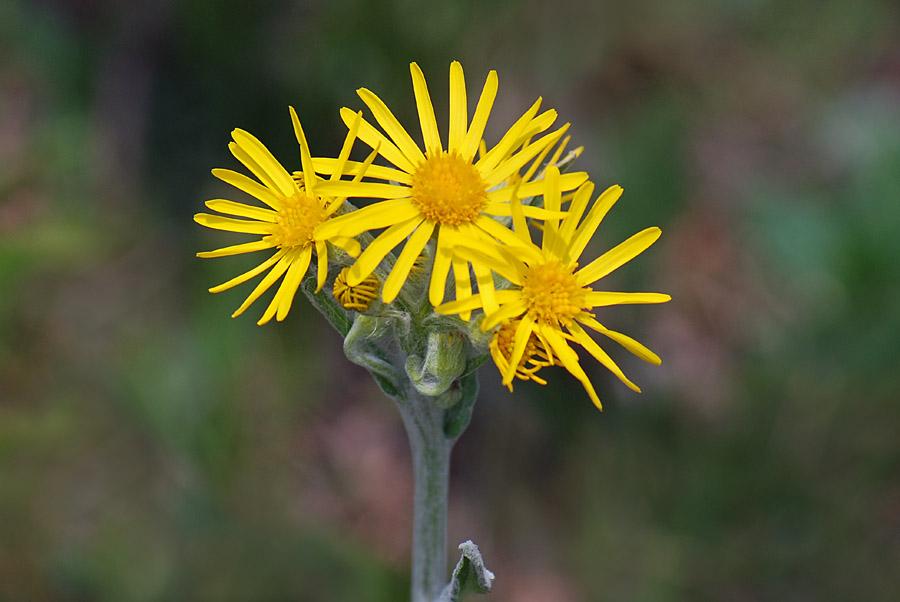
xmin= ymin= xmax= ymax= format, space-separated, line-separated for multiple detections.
xmin=195 ymin=107 xmax=373 ymax=325
xmin=437 ymin=165 xmax=671 ymax=410
xmin=489 ymin=319 xmax=556 ymax=389
xmin=314 ymin=61 xmax=587 ymax=310
xmin=333 ymin=267 xmax=380 ymax=312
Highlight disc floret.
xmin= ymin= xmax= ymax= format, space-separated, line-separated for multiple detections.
xmin=520 ymin=260 xmax=587 ymax=325
xmin=269 ymin=191 xmax=327 ymax=248
xmin=410 ymin=151 xmax=488 ymax=226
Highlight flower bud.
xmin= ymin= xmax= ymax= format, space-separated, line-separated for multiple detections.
xmin=405 ymin=331 xmax=467 ymax=402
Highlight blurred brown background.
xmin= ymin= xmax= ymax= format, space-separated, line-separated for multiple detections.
xmin=2 ymin=0 xmax=899 ymax=600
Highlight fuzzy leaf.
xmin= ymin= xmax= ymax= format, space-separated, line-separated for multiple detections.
xmin=302 ymin=274 xmax=353 ymax=336
xmin=437 ymin=540 xmax=494 ymax=602
xmin=442 ymin=372 xmax=479 ymax=439
xmin=342 ymin=315 xmax=400 ymax=397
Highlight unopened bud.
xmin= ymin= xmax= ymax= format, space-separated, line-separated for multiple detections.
xmin=405 ymin=330 xmax=467 ymax=402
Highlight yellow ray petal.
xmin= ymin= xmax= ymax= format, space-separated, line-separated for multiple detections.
xmin=558 ymin=182 xmax=595 ymax=250
xmin=436 ymin=288 xmax=521 ymax=315
xmin=473 ymin=262 xmax=498 ymax=316
xmin=212 ymin=168 xmax=282 ymax=210
xmin=503 ymin=314 xmax=536 ymax=385
xmin=231 ymin=129 xmax=297 ymax=198
xmin=448 ymin=61 xmax=467 ymax=152
xmin=314 ymin=198 xmax=419 ymax=240
xmin=257 ymin=252 xmax=300 ymax=325
xmin=331 ymin=110 xmax=363 ymax=182
xmin=445 ymin=244 xmax=522 ymax=285
xmin=347 ymin=216 xmax=423 ymax=287
xmin=578 ymin=316 xmax=661 ymax=365
xmin=317 ymin=179 xmax=411 ymax=200
xmin=492 ymin=245 xmax=533 ymax=281
xmin=584 ymin=291 xmax=672 ymax=307
xmin=329 ymin=237 xmax=361 ymax=257
xmin=568 ymin=185 xmax=623 ymax=261
xmin=481 ymin=202 xmax=567 ymax=221
xmin=288 ymin=106 xmax=317 ymax=196
xmin=340 ymin=107 xmax=415 ymax=174
xmin=411 ymin=63 xmax=442 ymax=154
xmin=484 ymin=171 xmax=588 ymax=205
xmin=506 ymin=181 xmax=529 ymax=239
xmin=322 ymin=145 xmax=381 ymax=217
xmin=204 ymin=199 xmax=277 ymax=222
xmin=460 ymin=70 xmax=498 ymax=161
xmin=429 ymin=230 xmax=453 ymax=306
xmin=452 ymin=258 xmax=473 ymax=321
xmin=541 ymin=165 xmax=562 ymax=258
xmin=495 ymin=110 xmax=550 ymax=164
xmin=492 ymin=290 xmax=524 ymax=304
xmin=472 ymin=215 xmax=530 ymax=247
xmin=576 ymin=227 xmax=662 ymax=285
xmin=272 ymin=246 xmax=312 ymax=323
xmin=540 ymin=324 xmax=603 ymax=410
xmin=435 ymin=293 xmax=487 ymax=316
xmin=481 ymin=298 xmax=528 ymax=331
xmin=490 ymin=338 xmax=515 ymax=392
xmin=516 ymin=109 xmax=558 ymax=147
xmin=517 ymin=128 xmax=560 ymax=184
xmin=476 ymin=98 xmax=543 ymax=175
xmin=568 ymin=322 xmax=641 ymax=392
xmin=483 ymin=124 xmax=568 ymax=189
xmin=194 ymin=213 xmax=273 ymax=235
xmin=315 ymin=240 xmax=328 ymax=292
xmin=208 ymin=249 xmax=286 ymax=293
xmin=358 ymin=86 xmax=426 ymax=166
xmin=547 ymin=134 xmax=571 ymax=165
xmin=382 ymin=220 xmax=435 ymax=302
xmin=474 ymin=216 xmax=543 ymax=262
xmin=231 ymin=250 xmax=294 ymax=318
xmin=197 ymin=239 xmax=275 ymax=259
xmin=258 ymin=247 xmax=310 ymax=325
xmin=311 ymin=158 xmax=411 ymax=184
xmin=229 ymin=141 xmax=279 ymax=192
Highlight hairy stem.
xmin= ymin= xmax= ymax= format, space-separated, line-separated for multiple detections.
xmin=395 ymin=391 xmax=453 ymax=602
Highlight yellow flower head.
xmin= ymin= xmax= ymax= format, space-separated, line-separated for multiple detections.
xmin=313 ymin=61 xmax=588 ymax=311
xmin=333 ymin=267 xmax=380 ymax=312
xmin=195 ymin=108 xmax=374 ymax=325
xmin=437 ymin=165 xmax=671 ymax=410
xmin=489 ymin=319 xmax=556 ymax=389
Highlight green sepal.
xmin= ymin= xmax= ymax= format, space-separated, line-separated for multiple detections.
xmin=436 ymin=540 xmax=494 ymax=602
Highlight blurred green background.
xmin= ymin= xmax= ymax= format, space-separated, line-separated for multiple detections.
xmin=2 ymin=0 xmax=899 ymax=600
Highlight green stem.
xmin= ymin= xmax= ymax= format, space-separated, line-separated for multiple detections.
xmin=303 ymin=268 xmax=482 ymax=601
xmin=395 ymin=391 xmax=453 ymax=602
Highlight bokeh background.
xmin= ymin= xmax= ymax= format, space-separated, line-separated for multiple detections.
xmin=2 ymin=0 xmax=900 ymax=600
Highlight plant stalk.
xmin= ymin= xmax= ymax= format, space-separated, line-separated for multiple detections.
xmin=395 ymin=391 xmax=453 ymax=602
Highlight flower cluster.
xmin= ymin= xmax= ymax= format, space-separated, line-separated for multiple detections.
xmin=195 ymin=61 xmax=670 ymax=409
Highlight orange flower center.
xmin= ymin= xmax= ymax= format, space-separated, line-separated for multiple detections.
xmin=521 ymin=260 xmax=586 ymax=325
xmin=270 ymin=191 xmax=326 ymax=248
xmin=410 ymin=151 xmax=488 ymax=226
